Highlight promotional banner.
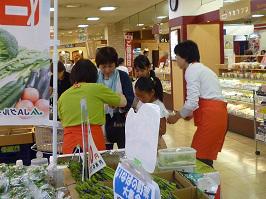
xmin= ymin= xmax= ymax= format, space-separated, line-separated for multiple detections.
xmin=0 ymin=0 xmax=50 ymax=125
xmin=125 ymin=33 xmax=133 ymax=72
xmin=113 ymin=163 xmax=158 ymax=199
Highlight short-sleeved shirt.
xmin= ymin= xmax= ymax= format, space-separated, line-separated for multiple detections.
xmin=136 ymin=100 xmax=169 ymax=119
xmin=58 ymin=83 xmax=121 ymax=127
xmin=153 ymin=100 xmax=169 ymax=119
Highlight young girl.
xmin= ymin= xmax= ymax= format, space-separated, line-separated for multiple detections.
xmin=135 ymin=77 xmax=169 ymax=149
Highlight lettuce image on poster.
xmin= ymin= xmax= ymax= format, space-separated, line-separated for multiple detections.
xmin=0 ymin=28 xmax=50 ymax=122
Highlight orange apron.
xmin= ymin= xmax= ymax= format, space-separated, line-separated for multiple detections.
xmin=192 ymin=99 xmax=228 ymax=160
xmin=63 ymin=125 xmax=106 ymax=154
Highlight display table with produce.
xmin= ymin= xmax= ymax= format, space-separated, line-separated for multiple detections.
xmin=55 ymin=150 xmax=212 ymax=199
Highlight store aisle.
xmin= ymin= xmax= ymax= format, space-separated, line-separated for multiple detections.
xmin=165 ymin=120 xmax=266 ymax=199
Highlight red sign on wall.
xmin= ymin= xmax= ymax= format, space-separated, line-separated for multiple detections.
xmin=0 ymin=0 xmax=40 ymax=26
xmin=125 ymin=33 xmax=133 ymax=68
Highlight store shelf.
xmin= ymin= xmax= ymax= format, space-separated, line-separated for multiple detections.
xmin=226 ymin=98 xmax=253 ymax=106
xmin=228 ymin=114 xmax=256 ymax=138
xmin=221 ymin=86 xmax=254 ymax=92
xmin=219 ymin=68 xmax=266 ymax=72
xmin=219 ymin=77 xmax=266 ymax=83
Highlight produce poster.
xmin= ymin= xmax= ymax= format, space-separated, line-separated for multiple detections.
xmin=0 ymin=0 xmax=50 ymax=125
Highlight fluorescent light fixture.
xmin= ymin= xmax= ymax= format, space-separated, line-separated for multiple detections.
xmin=66 ymin=4 xmax=80 ymax=8
xmin=137 ymin=23 xmax=144 ymax=27
xmin=99 ymin=6 xmax=117 ymax=11
xmin=87 ymin=17 xmax=100 ymax=21
xmin=50 ymin=8 xmax=54 ymax=12
xmin=252 ymin=14 xmax=264 ymax=18
xmin=78 ymin=24 xmax=89 ymax=28
xmin=157 ymin=16 xmax=167 ymax=19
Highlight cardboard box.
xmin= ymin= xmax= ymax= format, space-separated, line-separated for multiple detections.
xmin=64 ymin=168 xmax=79 ymax=199
xmin=0 ymin=126 xmax=34 ymax=146
xmin=153 ymin=171 xmax=209 ymax=199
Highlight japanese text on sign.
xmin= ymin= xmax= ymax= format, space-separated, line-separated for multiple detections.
xmin=114 ymin=164 xmax=154 ymax=199
xmin=125 ymin=33 xmax=133 ymax=68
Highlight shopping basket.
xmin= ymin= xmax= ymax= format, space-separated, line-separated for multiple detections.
xmin=34 ymin=125 xmax=64 ymax=154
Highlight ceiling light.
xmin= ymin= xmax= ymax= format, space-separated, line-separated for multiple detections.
xmin=157 ymin=16 xmax=167 ymax=19
xmin=50 ymin=8 xmax=54 ymax=12
xmin=137 ymin=23 xmax=144 ymax=27
xmin=66 ymin=4 xmax=80 ymax=8
xmin=99 ymin=6 xmax=117 ymax=11
xmin=78 ymin=24 xmax=89 ymax=28
xmin=252 ymin=14 xmax=264 ymax=18
xmin=87 ymin=17 xmax=100 ymax=21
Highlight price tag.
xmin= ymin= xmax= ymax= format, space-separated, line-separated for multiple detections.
xmin=113 ymin=163 xmax=158 ymax=199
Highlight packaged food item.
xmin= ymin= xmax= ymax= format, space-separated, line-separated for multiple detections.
xmin=158 ymin=147 xmax=196 ymax=167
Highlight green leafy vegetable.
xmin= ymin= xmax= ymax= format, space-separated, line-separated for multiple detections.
xmin=0 ymin=29 xmax=18 ymax=61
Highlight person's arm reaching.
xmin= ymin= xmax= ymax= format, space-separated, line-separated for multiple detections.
xmin=119 ymin=71 xmax=134 ymax=112
xmin=167 ymin=68 xmax=200 ymax=124
xmin=98 ymin=84 xmax=127 ymax=108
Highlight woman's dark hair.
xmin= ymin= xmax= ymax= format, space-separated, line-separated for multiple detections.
xmin=174 ymin=40 xmax=200 ymax=63
xmin=95 ymin=46 xmax=118 ymax=67
xmin=135 ymin=77 xmax=163 ymax=102
xmin=50 ymin=61 xmax=66 ymax=73
xmin=134 ymin=55 xmax=151 ymax=69
xmin=70 ymin=59 xmax=98 ymax=84
xmin=118 ymin=58 xmax=124 ymax=66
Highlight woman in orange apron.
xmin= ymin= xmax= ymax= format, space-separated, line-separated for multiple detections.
xmin=167 ymin=40 xmax=228 ymax=167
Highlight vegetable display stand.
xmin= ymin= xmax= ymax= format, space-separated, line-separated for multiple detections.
xmin=59 ymin=151 xmax=210 ymax=199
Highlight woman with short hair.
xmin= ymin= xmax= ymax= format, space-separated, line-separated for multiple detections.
xmin=96 ymin=47 xmax=134 ymax=150
xmin=168 ymin=40 xmax=228 ymax=167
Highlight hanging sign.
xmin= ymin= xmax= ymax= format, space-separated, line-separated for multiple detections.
xmin=125 ymin=33 xmax=133 ymax=68
xmin=0 ymin=0 xmax=50 ymax=125
xmin=251 ymin=0 xmax=266 ymax=12
xmin=220 ymin=0 xmax=251 ymax=21
xmin=113 ymin=163 xmax=157 ymax=199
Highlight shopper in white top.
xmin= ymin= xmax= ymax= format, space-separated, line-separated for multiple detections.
xmin=135 ymin=77 xmax=169 ymax=149
xmin=116 ymin=58 xmax=129 ymax=74
xmin=167 ymin=40 xmax=228 ymax=167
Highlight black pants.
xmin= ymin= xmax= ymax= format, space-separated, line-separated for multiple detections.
xmin=198 ymin=158 xmax=214 ymax=168
xmin=105 ymin=113 xmax=126 ymax=150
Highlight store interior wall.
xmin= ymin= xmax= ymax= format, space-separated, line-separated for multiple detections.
xmin=169 ymin=0 xmax=223 ymax=19
xmin=106 ymin=23 xmax=125 ymax=58
xmin=187 ymin=24 xmax=221 ymax=74
xmin=172 ymin=61 xmax=184 ymax=110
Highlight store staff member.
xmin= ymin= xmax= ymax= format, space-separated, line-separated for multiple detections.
xmin=167 ymin=40 xmax=228 ymax=167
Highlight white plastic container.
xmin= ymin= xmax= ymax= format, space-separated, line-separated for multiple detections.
xmin=158 ymin=147 xmax=196 ymax=167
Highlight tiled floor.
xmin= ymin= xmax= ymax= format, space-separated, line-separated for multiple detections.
xmin=165 ymin=120 xmax=266 ymax=199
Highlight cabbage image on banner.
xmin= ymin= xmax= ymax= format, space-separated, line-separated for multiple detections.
xmin=0 ymin=0 xmax=50 ymax=125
